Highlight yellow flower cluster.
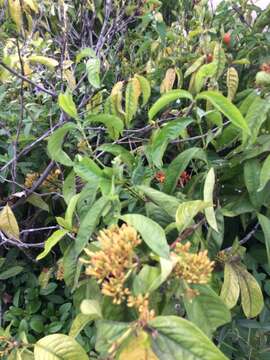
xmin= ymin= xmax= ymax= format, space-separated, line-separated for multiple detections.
xmin=24 ymin=172 xmax=39 ymax=188
xmin=83 ymin=224 xmax=141 ymax=304
xmin=24 ymin=169 xmax=61 ymax=191
xmin=42 ymin=169 xmax=61 ymax=191
xmin=127 ymin=293 xmax=155 ymax=324
xmin=174 ymin=242 xmax=214 ymax=284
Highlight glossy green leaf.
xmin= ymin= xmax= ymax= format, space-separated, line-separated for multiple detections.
xmin=133 ymin=265 xmax=160 ymax=295
xmin=58 ymin=92 xmax=78 ymax=119
xmin=220 ymin=263 xmax=240 ymax=309
xmin=47 ymin=123 xmax=76 ymax=166
xmin=196 ymin=91 xmax=250 ymax=134
xmin=184 ymin=285 xmax=231 ymax=337
xmin=245 ymin=97 xmax=270 ymax=143
xmin=34 ymin=334 xmax=88 ymax=360
xmin=149 ymin=118 xmax=193 ymax=168
xmin=259 ymin=154 xmax=270 ymax=191
xmin=258 ymin=214 xmax=270 ymax=266
xmin=176 ymin=200 xmax=210 ymax=232
xmin=203 ymin=168 xmax=218 ymax=232
xmin=86 ymin=114 xmax=123 ymax=140
xmin=65 ymin=194 xmax=80 ymax=230
xmin=236 ymin=265 xmax=264 ymax=318
xmin=148 ymin=90 xmax=193 ymax=120
xmin=163 ymin=147 xmax=207 ymax=194
xmin=69 ymin=314 xmax=94 ymax=338
xmin=36 ymin=229 xmax=68 ymax=260
xmin=86 ymin=57 xmax=101 ymax=88
xmin=122 ymin=214 xmax=170 ymax=258
xmin=149 ymin=316 xmax=229 ymax=360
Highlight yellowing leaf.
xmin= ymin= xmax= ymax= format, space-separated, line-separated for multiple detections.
xmin=220 ymin=263 xmax=240 ymax=309
xmin=63 ymin=69 xmax=76 ymax=90
xmin=119 ymin=331 xmax=158 ymax=360
xmin=204 ymin=168 xmax=218 ymax=232
xmin=125 ymin=77 xmax=141 ymax=126
xmin=0 ymin=204 xmax=20 ymax=240
xmin=213 ymin=42 xmax=226 ymax=79
xmin=160 ymin=68 xmax=176 ymax=94
xmin=8 ymin=0 xmax=22 ymax=30
xmin=135 ymin=74 xmax=151 ymax=106
xmin=28 ymin=55 xmax=58 ymax=68
xmin=111 ymin=81 xmax=125 ymax=118
xmin=236 ymin=265 xmax=264 ymax=318
xmin=227 ymin=67 xmax=239 ymax=101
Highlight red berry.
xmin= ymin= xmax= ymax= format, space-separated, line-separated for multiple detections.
xmin=223 ymin=33 xmax=231 ymax=45
xmin=206 ymin=53 xmax=213 ymax=63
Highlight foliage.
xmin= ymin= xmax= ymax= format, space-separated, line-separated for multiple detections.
xmin=0 ymin=0 xmax=270 ymax=359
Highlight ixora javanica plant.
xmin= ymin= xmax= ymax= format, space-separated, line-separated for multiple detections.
xmin=1 ymin=0 xmax=270 ymax=359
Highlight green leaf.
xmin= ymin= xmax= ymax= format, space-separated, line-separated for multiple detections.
xmin=196 ymin=91 xmax=250 ymax=134
xmin=175 ymin=200 xmax=210 ymax=232
xmin=136 ymin=185 xmax=181 ymax=218
xmin=34 ymin=334 xmax=88 ymax=360
xmin=258 ymin=214 xmax=270 ymax=266
xmin=69 ymin=299 xmax=102 ymax=338
xmin=86 ymin=57 xmax=101 ymax=88
xmin=98 ymin=144 xmax=135 ymax=168
xmin=86 ymin=114 xmax=124 ymax=140
xmin=47 ymin=123 xmax=76 ymax=166
xmin=74 ymin=156 xmax=103 ymax=183
xmin=245 ymin=97 xmax=270 ymax=143
xmin=69 ymin=313 xmax=95 ymax=338
xmin=184 ymin=285 xmax=231 ymax=337
xmin=236 ymin=265 xmax=264 ymax=318
xmin=36 ymin=230 xmax=68 ymax=260
xmin=194 ymin=63 xmax=217 ymax=93
xmin=184 ymin=56 xmax=205 ymax=78
xmin=220 ymin=263 xmax=240 ymax=309
xmin=28 ymin=55 xmax=58 ymax=68
xmin=133 ymin=265 xmax=161 ymax=295
xmin=95 ymin=320 xmax=130 ymax=354
xmin=0 ymin=266 xmax=23 ymax=280
xmin=149 ymin=316 xmax=229 ymax=360
xmin=58 ymin=92 xmax=78 ymax=119
xmin=76 ymin=47 xmax=96 ymax=63
xmin=27 ymin=194 xmax=49 ymax=212
xmin=148 ymin=90 xmax=193 ymax=121
xmin=63 ymin=170 xmax=76 ymax=204
xmin=80 ymin=299 xmax=102 ymax=317
xmin=149 ymin=118 xmax=193 ymax=168
xmin=121 ymin=214 xmax=170 ymax=259
xmin=244 ymin=159 xmax=265 ymax=209
xmin=64 ymin=197 xmax=109 ymax=287
xmin=135 ymin=74 xmax=151 ymax=106
xmin=64 ymin=194 xmax=80 ymax=230
xmin=203 ymin=168 xmax=218 ymax=232
xmin=259 ymin=154 xmax=270 ymax=191
xmin=163 ymin=147 xmax=207 ymax=194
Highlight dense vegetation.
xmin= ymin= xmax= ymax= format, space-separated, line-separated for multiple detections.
xmin=0 ymin=0 xmax=270 ymax=359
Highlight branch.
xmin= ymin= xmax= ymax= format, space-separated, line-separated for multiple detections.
xmin=0 ymin=61 xmax=57 ymax=98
